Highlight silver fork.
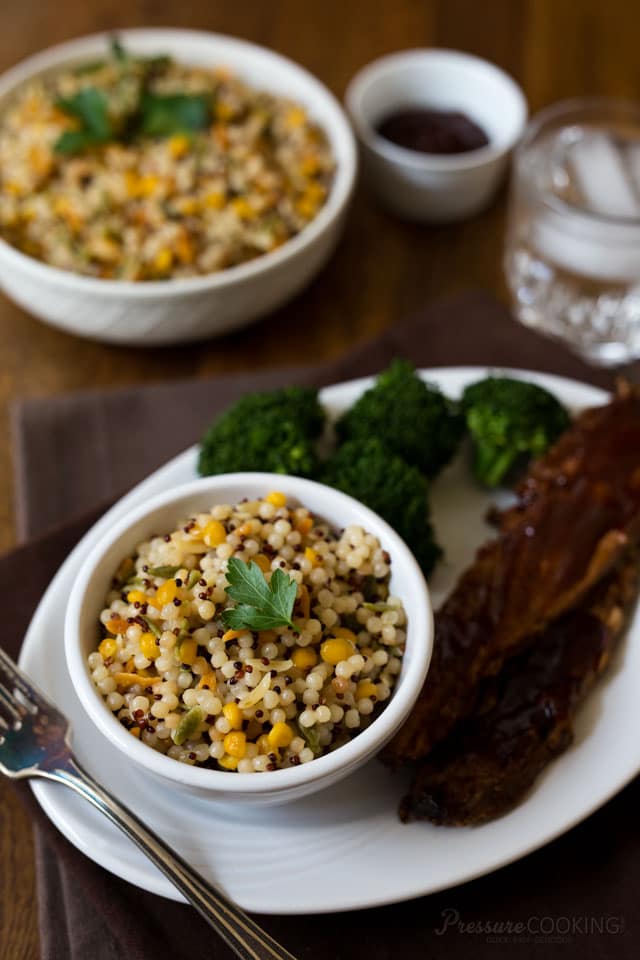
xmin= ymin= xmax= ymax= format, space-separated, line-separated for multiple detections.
xmin=0 ymin=646 xmax=298 ymax=960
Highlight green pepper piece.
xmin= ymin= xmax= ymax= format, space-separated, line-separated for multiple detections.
xmin=297 ymin=720 xmax=321 ymax=756
xmin=173 ymin=706 xmax=204 ymax=746
xmin=147 ymin=565 xmax=180 ymax=578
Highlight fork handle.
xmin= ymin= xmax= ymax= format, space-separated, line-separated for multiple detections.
xmin=42 ymin=758 xmax=298 ymax=960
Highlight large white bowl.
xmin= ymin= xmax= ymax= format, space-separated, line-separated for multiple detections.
xmin=64 ymin=473 xmax=433 ymax=805
xmin=0 ymin=30 xmax=357 ymax=345
xmin=346 ymin=48 xmax=527 ymax=222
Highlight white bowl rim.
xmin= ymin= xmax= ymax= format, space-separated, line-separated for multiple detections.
xmin=345 ymin=47 xmax=528 ymax=172
xmin=0 ymin=27 xmax=357 ymax=298
xmin=64 ymin=472 xmax=433 ymax=795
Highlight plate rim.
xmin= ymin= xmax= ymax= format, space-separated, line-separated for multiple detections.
xmin=21 ymin=364 xmax=636 ymax=915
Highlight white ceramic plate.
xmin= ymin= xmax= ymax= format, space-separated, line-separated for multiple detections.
xmin=20 ymin=367 xmax=640 ymax=915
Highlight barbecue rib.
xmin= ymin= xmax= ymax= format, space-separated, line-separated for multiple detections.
xmin=399 ymin=548 xmax=640 ymax=824
xmin=385 ymin=385 xmax=640 ymax=765
xmin=499 ymin=379 xmax=640 ymax=532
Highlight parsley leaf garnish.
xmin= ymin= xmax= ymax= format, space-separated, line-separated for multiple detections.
xmin=53 ymin=40 xmax=212 ymax=154
xmin=139 ymin=92 xmax=210 ymax=137
xmin=221 ymin=557 xmax=300 ymax=633
xmin=54 ymin=88 xmax=112 ymax=154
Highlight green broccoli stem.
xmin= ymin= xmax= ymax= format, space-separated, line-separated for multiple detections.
xmin=473 ymin=446 xmax=518 ymax=488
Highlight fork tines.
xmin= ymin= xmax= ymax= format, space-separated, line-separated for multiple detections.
xmin=0 ymin=681 xmax=19 ymax=728
xmin=0 ymin=646 xmax=52 ymax=722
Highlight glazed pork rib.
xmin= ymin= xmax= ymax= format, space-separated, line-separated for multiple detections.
xmin=399 ymin=548 xmax=640 ymax=825
xmin=499 ymin=379 xmax=640 ymax=532
xmin=385 ymin=384 xmax=640 ymax=765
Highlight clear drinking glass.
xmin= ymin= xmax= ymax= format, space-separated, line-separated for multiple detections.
xmin=504 ymin=98 xmax=640 ymax=366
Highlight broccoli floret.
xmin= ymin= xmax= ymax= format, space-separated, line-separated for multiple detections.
xmin=198 ymin=386 xmax=325 ymax=478
xmin=335 ymin=359 xmax=465 ymax=479
xmin=321 ymin=437 xmax=441 ymax=576
xmin=462 ymin=376 xmax=571 ymax=487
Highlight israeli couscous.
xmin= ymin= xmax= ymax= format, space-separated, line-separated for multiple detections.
xmin=0 ymin=41 xmax=334 ymax=280
xmin=89 ymin=492 xmax=407 ymax=772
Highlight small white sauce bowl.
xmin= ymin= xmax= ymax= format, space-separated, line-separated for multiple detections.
xmin=345 ymin=48 xmax=527 ymax=222
xmin=0 ymin=29 xmax=357 ymax=345
xmin=65 ymin=473 xmax=433 ymax=805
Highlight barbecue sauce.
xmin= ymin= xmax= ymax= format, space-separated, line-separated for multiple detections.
xmin=376 ymin=107 xmax=489 ymax=155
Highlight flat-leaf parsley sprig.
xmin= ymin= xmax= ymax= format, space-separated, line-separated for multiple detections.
xmin=221 ymin=557 xmax=300 ymax=633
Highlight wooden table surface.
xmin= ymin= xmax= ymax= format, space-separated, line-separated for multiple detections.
xmin=1 ymin=0 xmax=639 ymax=955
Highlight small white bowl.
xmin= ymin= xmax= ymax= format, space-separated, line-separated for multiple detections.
xmin=345 ymin=48 xmax=527 ymax=222
xmin=64 ymin=473 xmax=433 ymax=805
xmin=0 ymin=29 xmax=357 ymax=345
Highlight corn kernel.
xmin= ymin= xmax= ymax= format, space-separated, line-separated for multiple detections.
xmin=254 ymin=554 xmax=271 ymax=573
xmin=222 ymin=702 xmax=243 ymax=729
xmin=105 ymin=616 xmax=128 ymax=636
xmin=231 ymin=197 xmax=255 ymax=220
xmin=156 ymin=579 xmax=177 ymax=606
xmin=203 ymin=520 xmax=226 ymax=547
xmin=265 ymin=491 xmax=287 ymax=508
xmin=268 ymin=722 xmax=293 ymax=750
xmin=332 ymin=627 xmax=358 ymax=643
xmin=294 ymin=517 xmax=313 ymax=535
xmin=139 ymin=632 xmax=158 ymax=660
xmin=178 ymin=639 xmax=198 ymax=666
xmin=98 ymin=637 xmax=118 ymax=659
xmin=291 ymin=647 xmax=318 ymax=670
xmin=356 ymin=680 xmax=378 ymax=700
xmin=153 ymin=248 xmax=173 ymax=273
xmin=197 ymin=672 xmax=218 ymax=691
xmin=126 ymin=589 xmax=147 ymax=605
xmin=306 ymin=180 xmax=326 ymax=201
xmin=320 ymin=638 xmax=355 ymax=665
xmin=124 ymin=170 xmax=139 ymax=196
xmin=299 ymin=154 xmax=320 ymax=176
xmin=256 ymin=734 xmax=271 ymax=755
xmin=204 ymin=190 xmax=225 ymax=210
xmin=138 ymin=174 xmax=159 ymax=196
xmin=285 ymin=106 xmax=306 ymax=129
xmin=168 ymin=134 xmax=190 ymax=158
xmin=218 ymin=754 xmax=239 ymax=770
xmin=215 ymin=100 xmax=235 ymax=120
xmin=175 ymin=232 xmax=195 ymax=264
xmin=295 ymin=195 xmax=319 ymax=219
xmin=224 ymin=731 xmax=247 ymax=758
xmin=304 ymin=546 xmax=320 ymax=566
xmin=129 ymin=726 xmax=141 ymax=738
xmin=125 ymin=171 xmax=160 ymax=198
xmin=53 ymin=197 xmax=72 ymax=217
xmin=176 ymin=196 xmax=199 ymax=215
xmin=28 ymin=145 xmax=53 ymax=177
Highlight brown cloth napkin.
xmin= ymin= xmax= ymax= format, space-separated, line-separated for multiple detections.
xmin=6 ymin=291 xmax=640 ymax=960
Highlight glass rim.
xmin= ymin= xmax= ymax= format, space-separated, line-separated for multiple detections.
xmin=517 ymin=96 xmax=640 ymax=228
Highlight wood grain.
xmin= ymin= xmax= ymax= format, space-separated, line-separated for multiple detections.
xmin=2 ymin=1 xmax=640 ymax=955
xmin=0 ymin=784 xmax=38 ymax=959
